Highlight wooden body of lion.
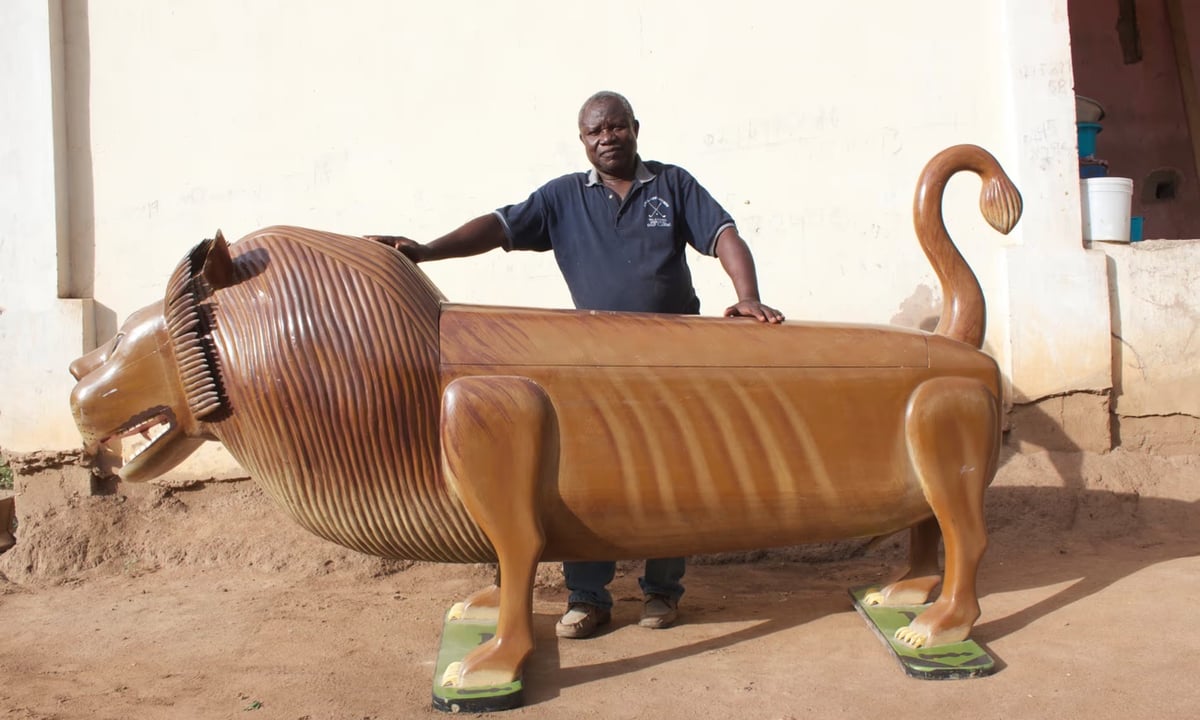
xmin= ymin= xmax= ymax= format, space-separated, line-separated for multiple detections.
xmin=69 ymin=144 xmax=1022 ymax=690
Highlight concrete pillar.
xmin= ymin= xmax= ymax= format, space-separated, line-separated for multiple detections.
xmin=1000 ymin=0 xmax=1115 ymax=451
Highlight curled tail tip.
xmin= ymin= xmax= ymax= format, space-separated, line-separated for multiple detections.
xmin=980 ymin=174 xmax=1023 ymax=236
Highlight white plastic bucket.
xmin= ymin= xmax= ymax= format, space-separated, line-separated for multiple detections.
xmin=1080 ymin=177 xmax=1133 ymax=242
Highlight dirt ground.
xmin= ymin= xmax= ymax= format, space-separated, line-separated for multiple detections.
xmin=1 ymin=446 xmax=1199 ymax=720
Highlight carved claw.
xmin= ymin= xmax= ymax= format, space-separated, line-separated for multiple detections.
xmin=894 ymin=626 xmax=929 ymax=648
xmin=441 ymin=661 xmax=464 ymax=687
xmin=863 ymin=591 xmax=885 ymax=606
xmin=446 ymin=599 xmax=501 ymax=623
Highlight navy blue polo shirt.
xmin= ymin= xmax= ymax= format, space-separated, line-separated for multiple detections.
xmin=493 ymin=159 xmax=735 ymax=314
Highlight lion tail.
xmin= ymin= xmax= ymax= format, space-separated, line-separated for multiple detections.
xmin=913 ymin=144 xmax=1022 ymax=348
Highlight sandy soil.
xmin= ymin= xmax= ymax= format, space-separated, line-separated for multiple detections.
xmin=1 ymin=447 xmax=1199 ymax=720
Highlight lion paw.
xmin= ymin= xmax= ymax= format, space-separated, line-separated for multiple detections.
xmin=441 ymin=636 xmax=527 ymax=689
xmin=864 ymin=582 xmax=936 ymax=607
xmin=440 ymin=658 xmax=518 ymax=689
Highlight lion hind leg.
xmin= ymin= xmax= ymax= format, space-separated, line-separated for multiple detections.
xmin=865 ymin=518 xmax=942 ymax=606
xmin=448 ymin=584 xmax=502 ymax=623
xmin=893 ymin=376 xmax=999 ymax=648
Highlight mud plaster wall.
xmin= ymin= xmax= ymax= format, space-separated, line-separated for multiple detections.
xmin=1097 ymin=240 xmax=1200 ymax=452
xmin=1006 ymin=392 xmax=1200 ymax=456
xmin=1007 ymin=391 xmax=1200 ymax=456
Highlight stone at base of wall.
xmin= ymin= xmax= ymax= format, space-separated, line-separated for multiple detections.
xmin=1007 ymin=392 xmax=1113 ymax=453
xmin=0 ymin=494 xmax=14 ymax=553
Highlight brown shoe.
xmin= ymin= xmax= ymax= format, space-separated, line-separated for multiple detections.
xmin=639 ymin=593 xmax=679 ymax=629
xmin=555 ymin=603 xmax=612 ymax=639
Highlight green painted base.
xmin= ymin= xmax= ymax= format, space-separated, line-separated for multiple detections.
xmin=431 ymin=606 xmax=524 ymax=713
xmin=849 ymin=586 xmax=997 ymax=679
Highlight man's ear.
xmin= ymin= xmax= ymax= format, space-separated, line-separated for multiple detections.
xmin=202 ymin=229 xmax=236 ymax=289
xmin=633 ymin=119 xmax=640 ymax=137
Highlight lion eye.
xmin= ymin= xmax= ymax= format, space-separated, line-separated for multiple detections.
xmin=106 ymin=332 xmax=124 ymax=358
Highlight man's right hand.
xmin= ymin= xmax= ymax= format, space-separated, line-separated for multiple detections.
xmin=365 ymin=215 xmax=506 ymax=264
xmin=365 ymin=235 xmax=426 ymax=263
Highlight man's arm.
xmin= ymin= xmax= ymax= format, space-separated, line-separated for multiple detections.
xmin=366 ymin=213 xmax=506 ymax=264
xmin=714 ymin=226 xmax=785 ymax=324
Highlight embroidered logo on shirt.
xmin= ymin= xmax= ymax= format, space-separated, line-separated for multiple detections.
xmin=644 ymin=197 xmax=672 ymax=228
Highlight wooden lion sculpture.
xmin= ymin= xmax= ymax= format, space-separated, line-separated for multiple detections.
xmin=69 ymin=144 xmax=1021 ymax=690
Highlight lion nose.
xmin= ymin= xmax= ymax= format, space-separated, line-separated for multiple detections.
xmin=70 ymin=345 xmax=109 ymax=380
xmin=69 ymin=357 xmax=90 ymax=381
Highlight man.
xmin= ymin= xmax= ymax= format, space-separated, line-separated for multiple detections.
xmin=369 ymin=90 xmax=784 ymax=639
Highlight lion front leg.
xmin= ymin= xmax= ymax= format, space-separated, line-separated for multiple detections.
xmin=438 ymin=376 xmax=556 ymax=688
xmin=893 ymin=376 xmax=999 ymax=648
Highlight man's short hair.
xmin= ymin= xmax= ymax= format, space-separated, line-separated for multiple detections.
xmin=578 ymin=91 xmax=636 ymax=126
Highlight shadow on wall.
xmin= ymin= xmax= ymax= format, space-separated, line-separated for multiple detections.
xmin=92 ymin=301 xmax=118 ymax=356
xmin=1003 ymin=398 xmax=1088 ymax=491
xmin=889 ymin=285 xmax=940 ymax=334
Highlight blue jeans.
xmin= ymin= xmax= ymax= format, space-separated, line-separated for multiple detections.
xmin=563 ymin=558 xmax=685 ymax=609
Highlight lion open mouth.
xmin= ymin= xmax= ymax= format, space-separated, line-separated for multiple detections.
xmin=94 ymin=407 xmax=204 ymax=483
xmin=115 ymin=413 xmax=176 ymax=464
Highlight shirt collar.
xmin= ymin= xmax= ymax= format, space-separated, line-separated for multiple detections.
xmin=586 ymin=158 xmax=656 ymax=187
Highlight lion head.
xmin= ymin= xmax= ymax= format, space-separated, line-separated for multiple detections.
xmin=69 ymin=234 xmax=227 ymax=481
xmin=69 ymin=226 xmax=446 ymax=492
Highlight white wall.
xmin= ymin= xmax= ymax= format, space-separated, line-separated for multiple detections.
xmin=0 ymin=0 xmax=95 ymax=451
xmin=2 ymin=0 xmax=1115 ymax=476
xmin=79 ymin=2 xmax=1022 ymax=321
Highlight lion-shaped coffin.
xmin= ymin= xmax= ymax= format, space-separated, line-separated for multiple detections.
xmin=69 ymin=144 xmax=1021 ymax=689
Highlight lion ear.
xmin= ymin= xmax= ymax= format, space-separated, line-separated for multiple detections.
xmin=202 ymin=229 xmax=236 ymax=288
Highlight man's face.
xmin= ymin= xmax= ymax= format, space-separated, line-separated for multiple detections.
xmin=578 ymin=98 xmax=639 ymax=177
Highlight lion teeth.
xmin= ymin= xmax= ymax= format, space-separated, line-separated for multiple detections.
xmin=122 ymin=419 xmax=172 ymax=462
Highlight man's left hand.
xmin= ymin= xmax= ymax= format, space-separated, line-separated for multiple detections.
xmin=724 ymin=301 xmax=785 ymax=324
